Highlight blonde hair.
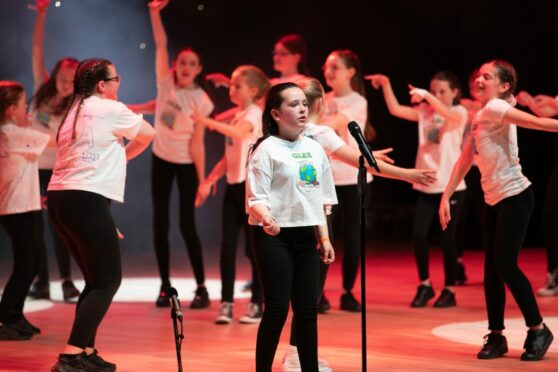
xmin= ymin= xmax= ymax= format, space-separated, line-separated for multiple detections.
xmin=295 ymin=76 xmax=325 ymax=115
xmin=233 ymin=65 xmax=271 ymax=100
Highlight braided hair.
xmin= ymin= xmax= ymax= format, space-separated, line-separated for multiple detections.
xmin=56 ymin=58 xmax=112 ymax=142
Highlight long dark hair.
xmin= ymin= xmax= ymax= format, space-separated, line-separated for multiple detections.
xmin=249 ymin=82 xmax=299 ymax=157
xmin=57 ymin=58 xmax=112 ymax=142
xmin=32 ymin=57 xmax=79 ymax=115
xmin=173 ymin=46 xmax=204 ymax=86
xmin=432 ymin=70 xmax=462 ymax=105
xmin=276 ymin=33 xmax=309 ymax=76
xmin=0 ymin=81 xmax=24 ymax=124
xmin=489 ymin=60 xmax=517 ymax=100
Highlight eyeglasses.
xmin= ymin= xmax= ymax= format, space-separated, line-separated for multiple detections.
xmin=104 ymin=75 xmax=121 ymax=83
xmin=272 ymin=51 xmax=291 ymax=57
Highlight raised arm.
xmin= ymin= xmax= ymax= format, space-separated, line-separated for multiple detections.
xmin=503 ymin=106 xmax=558 ymax=132
xmin=517 ymin=91 xmax=558 ymax=118
xmin=439 ymin=138 xmax=474 ymax=230
xmin=32 ymin=0 xmax=51 ymax=89
xmin=408 ymin=85 xmax=465 ymax=128
xmin=365 ymin=74 xmax=418 ymax=122
xmin=192 ymin=115 xmax=254 ymax=141
xmin=148 ymin=0 xmax=171 ymax=83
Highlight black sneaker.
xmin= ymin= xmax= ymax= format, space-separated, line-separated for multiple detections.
xmin=62 ymin=280 xmax=80 ymax=302
xmin=155 ymin=285 xmax=171 ymax=307
xmin=317 ymin=293 xmax=331 ymax=314
xmin=28 ymin=281 xmax=50 ymax=300
xmin=190 ymin=287 xmax=210 ymax=309
xmin=239 ymin=302 xmax=263 ymax=324
xmin=10 ymin=316 xmax=41 ymax=335
xmin=410 ymin=284 xmax=435 ymax=308
xmin=340 ymin=291 xmax=361 ymax=312
xmin=0 ymin=324 xmax=33 ymax=341
xmin=51 ymin=352 xmax=95 ymax=372
xmin=477 ymin=333 xmax=508 ymax=359
xmin=433 ymin=288 xmax=456 ymax=308
xmin=456 ymin=262 xmax=467 ymax=286
xmin=521 ymin=323 xmax=554 ymax=361
xmin=86 ymin=349 xmax=116 ymax=371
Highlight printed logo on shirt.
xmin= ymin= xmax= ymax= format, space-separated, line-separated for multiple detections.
xmin=161 ymin=99 xmax=181 ymax=129
xmin=292 ymin=152 xmax=313 ymax=159
xmin=297 ymin=162 xmax=319 ymax=187
xmin=76 ymin=126 xmax=100 ymax=163
xmin=225 ymin=136 xmax=233 ymax=146
xmin=36 ymin=111 xmax=51 ymax=128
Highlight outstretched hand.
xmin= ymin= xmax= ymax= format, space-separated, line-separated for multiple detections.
xmin=372 ymin=147 xmax=394 ymax=164
xmin=408 ymin=168 xmax=437 ymax=186
xmin=148 ymin=0 xmax=169 ymax=12
xmin=408 ymin=84 xmax=429 ymax=104
xmin=206 ymin=73 xmax=231 ymax=88
xmin=516 ymin=91 xmax=534 ymax=107
xmin=365 ymin=74 xmax=389 ymax=90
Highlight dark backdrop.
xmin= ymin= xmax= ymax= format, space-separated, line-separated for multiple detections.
xmin=1 ymin=0 xmax=557 ymax=259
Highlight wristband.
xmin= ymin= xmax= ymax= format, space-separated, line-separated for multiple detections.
xmin=319 ymin=236 xmax=330 ymax=243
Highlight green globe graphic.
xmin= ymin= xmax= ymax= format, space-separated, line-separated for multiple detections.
xmin=299 ymin=163 xmax=317 ymax=185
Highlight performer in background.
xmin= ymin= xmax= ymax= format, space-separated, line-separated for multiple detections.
xmin=368 ymin=70 xmax=467 ymax=308
xmin=48 ymin=58 xmax=154 ymax=371
xmin=440 ymin=60 xmax=555 ymax=361
xmin=28 ymin=0 xmax=81 ymax=302
xmin=0 ymin=81 xmax=50 ymax=341
xmin=247 ymin=83 xmax=337 ymax=372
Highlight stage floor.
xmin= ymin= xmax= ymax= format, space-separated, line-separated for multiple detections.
xmin=0 ymin=244 xmax=556 ymax=371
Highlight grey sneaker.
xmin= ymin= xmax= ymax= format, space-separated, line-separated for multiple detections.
xmin=239 ymin=302 xmax=263 ymax=324
xmin=215 ymin=302 xmax=233 ymax=324
xmin=537 ymin=269 xmax=558 ymax=297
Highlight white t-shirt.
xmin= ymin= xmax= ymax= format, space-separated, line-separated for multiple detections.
xmin=29 ymin=104 xmax=62 ymax=170
xmin=153 ymin=77 xmax=214 ymax=163
xmin=323 ymin=91 xmax=372 ymax=185
xmin=225 ymin=104 xmax=262 ymax=184
xmin=246 ymin=135 xmax=338 ymax=227
xmin=471 ymin=98 xmax=531 ymax=206
xmin=0 ymin=123 xmax=50 ymax=215
xmin=414 ymin=103 xmax=467 ymax=194
xmin=304 ymin=123 xmax=345 ymax=156
xmin=48 ymin=96 xmax=143 ymax=203
xmin=270 ymin=74 xmax=305 ymax=86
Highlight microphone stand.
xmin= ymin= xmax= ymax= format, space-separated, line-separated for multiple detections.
xmin=357 ymin=155 xmax=368 ymax=372
xmin=171 ymin=302 xmax=184 ymax=371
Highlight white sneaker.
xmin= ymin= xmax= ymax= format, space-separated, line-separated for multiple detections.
xmin=281 ymin=345 xmax=332 ymax=372
xmin=537 ymin=270 xmax=558 ymax=297
xmin=215 ymin=302 xmax=233 ymax=324
xmin=239 ymin=302 xmax=263 ymax=324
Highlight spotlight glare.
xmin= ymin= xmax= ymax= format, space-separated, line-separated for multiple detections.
xmin=197 ymin=3 xmax=204 ymax=11
xmin=139 ymin=43 xmax=146 ymax=50
xmin=55 ymin=1 xmax=61 ymax=7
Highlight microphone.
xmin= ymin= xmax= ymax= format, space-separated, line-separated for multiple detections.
xmin=169 ymin=287 xmax=183 ymax=321
xmin=347 ymin=121 xmax=380 ymax=173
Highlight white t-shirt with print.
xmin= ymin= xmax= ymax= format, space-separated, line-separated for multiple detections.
xmin=225 ymin=104 xmax=262 ymax=184
xmin=29 ymin=104 xmax=63 ymax=170
xmin=246 ymin=135 xmax=338 ymax=227
xmin=323 ymin=91 xmax=371 ymax=185
xmin=48 ymin=96 xmax=143 ymax=203
xmin=414 ymin=103 xmax=467 ymax=194
xmin=471 ymin=98 xmax=530 ymax=206
xmin=304 ymin=123 xmax=345 ymax=156
xmin=0 ymin=123 xmax=50 ymax=215
xmin=153 ymin=77 xmax=214 ymax=164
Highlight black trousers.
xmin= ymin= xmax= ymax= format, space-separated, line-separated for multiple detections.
xmin=220 ymin=182 xmax=262 ymax=304
xmin=48 ymin=190 xmax=121 ymax=348
xmin=482 ymin=187 xmax=543 ymax=330
xmin=151 ymin=154 xmax=205 ymax=286
xmin=252 ymin=226 xmax=320 ymax=372
xmin=0 ymin=211 xmax=41 ymax=324
xmin=331 ymin=184 xmax=362 ymax=292
xmin=456 ymin=166 xmax=484 ymax=255
xmin=35 ymin=169 xmax=72 ymax=283
xmin=412 ymin=191 xmax=464 ymax=286
xmin=543 ymin=159 xmax=558 ymax=273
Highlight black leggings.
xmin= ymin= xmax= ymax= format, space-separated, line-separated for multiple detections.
xmin=412 ymin=191 xmax=464 ymax=286
xmin=0 ymin=211 xmax=41 ymax=324
xmin=482 ymin=187 xmax=542 ymax=330
xmin=543 ymin=160 xmax=558 ymax=273
xmin=220 ymin=182 xmax=262 ymax=304
xmin=331 ymin=184 xmax=362 ymax=292
xmin=456 ymin=166 xmax=484 ymax=256
xmin=151 ymin=154 xmax=205 ymax=286
xmin=252 ymin=226 xmax=319 ymax=372
xmin=48 ymin=190 xmax=121 ymax=349
xmin=35 ymin=169 xmax=72 ymax=283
